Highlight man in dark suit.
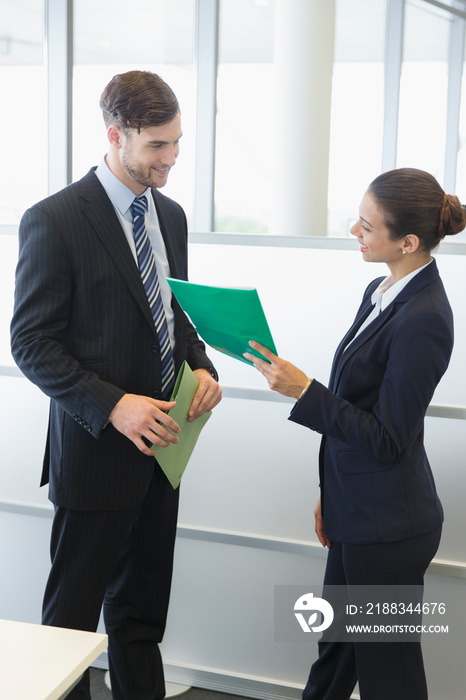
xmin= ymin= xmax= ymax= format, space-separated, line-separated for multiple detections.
xmin=10 ymin=70 xmax=222 ymax=700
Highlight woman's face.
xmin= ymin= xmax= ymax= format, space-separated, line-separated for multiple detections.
xmin=350 ymin=191 xmax=403 ymax=266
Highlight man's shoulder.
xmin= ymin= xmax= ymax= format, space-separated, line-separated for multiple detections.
xmin=152 ymin=188 xmax=187 ymax=230
xmin=30 ymin=168 xmax=101 ymax=213
xmin=152 ymin=187 xmax=184 ymax=213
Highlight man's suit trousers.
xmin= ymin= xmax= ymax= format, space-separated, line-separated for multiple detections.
xmin=42 ymin=465 xmax=179 ymax=700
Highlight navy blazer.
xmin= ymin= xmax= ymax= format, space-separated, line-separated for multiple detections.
xmin=11 ymin=168 xmax=216 ymax=511
xmin=289 ymin=260 xmax=451 ymax=543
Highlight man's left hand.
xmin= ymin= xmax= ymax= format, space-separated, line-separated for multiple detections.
xmin=189 ymin=369 xmax=222 ymax=421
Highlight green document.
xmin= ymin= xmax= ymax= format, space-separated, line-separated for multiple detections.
xmin=153 ymin=361 xmax=211 ymax=489
xmin=167 ymin=278 xmax=277 ymax=365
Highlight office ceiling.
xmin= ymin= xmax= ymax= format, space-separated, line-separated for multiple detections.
xmin=0 ymin=0 xmax=463 ymax=66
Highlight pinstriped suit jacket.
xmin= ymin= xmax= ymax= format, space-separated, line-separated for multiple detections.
xmin=11 ymin=168 xmax=216 ymax=510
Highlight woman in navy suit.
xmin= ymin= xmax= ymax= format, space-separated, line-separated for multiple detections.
xmin=245 ymin=169 xmax=465 ymax=700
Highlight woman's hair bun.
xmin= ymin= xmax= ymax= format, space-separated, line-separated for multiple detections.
xmin=439 ymin=195 xmax=466 ymax=239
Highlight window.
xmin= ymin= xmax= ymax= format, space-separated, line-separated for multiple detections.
xmin=214 ymin=0 xmax=275 ymax=233
xmin=397 ymin=0 xmax=450 ymax=180
xmin=0 ymin=0 xmax=46 ymax=368
xmin=327 ymin=0 xmax=387 ymax=237
xmin=0 ymin=0 xmax=46 ymax=225
xmin=72 ymin=0 xmax=197 ymax=223
xmin=456 ymin=25 xmax=466 ymax=217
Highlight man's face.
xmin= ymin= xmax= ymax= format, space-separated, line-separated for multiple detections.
xmin=115 ymin=113 xmax=182 ymax=194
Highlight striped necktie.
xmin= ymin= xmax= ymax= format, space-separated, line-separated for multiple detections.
xmin=131 ymin=194 xmax=175 ymax=397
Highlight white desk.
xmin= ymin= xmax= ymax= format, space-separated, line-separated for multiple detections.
xmin=0 ymin=619 xmax=108 ymax=700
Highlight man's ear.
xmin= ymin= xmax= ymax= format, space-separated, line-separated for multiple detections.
xmin=107 ymin=124 xmax=123 ymax=149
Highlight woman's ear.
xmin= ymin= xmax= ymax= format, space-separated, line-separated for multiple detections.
xmin=401 ymin=235 xmax=420 ymax=255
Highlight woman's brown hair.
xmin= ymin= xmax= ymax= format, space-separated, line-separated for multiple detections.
xmin=368 ymin=168 xmax=465 ymax=251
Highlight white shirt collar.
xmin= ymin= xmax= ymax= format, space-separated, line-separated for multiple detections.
xmin=371 ymin=259 xmax=433 ymax=312
xmin=95 ymin=157 xmax=150 ymax=220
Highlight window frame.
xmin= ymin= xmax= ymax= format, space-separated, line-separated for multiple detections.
xmin=2 ymin=0 xmax=466 ymax=382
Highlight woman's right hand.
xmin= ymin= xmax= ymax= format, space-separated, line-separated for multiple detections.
xmin=314 ymin=499 xmax=332 ymax=548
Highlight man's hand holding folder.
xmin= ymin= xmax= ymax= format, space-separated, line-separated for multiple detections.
xmin=153 ymin=361 xmax=215 ymax=489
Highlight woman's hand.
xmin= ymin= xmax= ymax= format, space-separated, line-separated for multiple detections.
xmin=314 ymin=499 xmax=331 ymax=548
xmin=244 ymin=341 xmax=309 ymax=399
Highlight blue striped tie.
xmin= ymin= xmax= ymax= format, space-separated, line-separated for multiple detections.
xmin=131 ymin=195 xmax=175 ymax=397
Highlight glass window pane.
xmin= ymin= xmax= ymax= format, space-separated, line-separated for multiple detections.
xmin=72 ymin=0 xmax=196 ymax=223
xmin=327 ymin=0 xmax=387 ymax=238
xmin=215 ymin=0 xmax=275 ymax=233
xmin=0 ymin=0 xmax=46 ymax=225
xmin=396 ymin=1 xmax=451 ymax=180
xmin=0 ymin=233 xmax=19 ymax=367
xmin=456 ymin=27 xmax=466 ymax=241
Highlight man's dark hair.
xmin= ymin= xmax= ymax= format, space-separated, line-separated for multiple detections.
xmin=100 ymin=70 xmax=180 ymax=133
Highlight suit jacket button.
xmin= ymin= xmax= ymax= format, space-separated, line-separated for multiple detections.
xmin=152 ymin=345 xmax=160 ymax=354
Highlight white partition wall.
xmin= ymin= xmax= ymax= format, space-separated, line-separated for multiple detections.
xmin=158 ymin=238 xmax=466 ymax=700
xmin=2 ymin=233 xmax=464 ymax=699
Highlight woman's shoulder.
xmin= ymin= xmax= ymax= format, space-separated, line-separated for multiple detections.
xmin=363 ymin=275 xmax=385 ymax=299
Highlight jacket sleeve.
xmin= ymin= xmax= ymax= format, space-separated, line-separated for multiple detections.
xmin=10 ymin=206 xmax=124 ymax=437
xmin=288 ymin=302 xmax=453 ymax=465
xmin=185 ymin=323 xmax=218 ymax=378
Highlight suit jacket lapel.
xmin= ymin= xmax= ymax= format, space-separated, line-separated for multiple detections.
xmin=329 ymin=260 xmax=441 ymax=393
xmin=78 ymin=169 xmax=157 ymax=334
xmin=151 ymin=189 xmax=182 ymax=279
xmin=328 ymin=285 xmax=377 ymax=392
xmin=151 ymin=189 xmax=188 ymax=339
xmin=331 ymin=303 xmax=397 ymax=392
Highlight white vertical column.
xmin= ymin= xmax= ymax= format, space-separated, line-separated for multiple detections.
xmin=272 ymin=0 xmax=335 ymax=237
xmin=444 ymin=12 xmax=465 ymax=194
xmin=192 ymin=0 xmax=219 ymax=233
xmin=45 ymin=0 xmax=73 ymax=195
xmin=382 ymin=0 xmax=404 ymax=174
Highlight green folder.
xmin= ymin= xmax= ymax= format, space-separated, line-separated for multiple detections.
xmin=153 ymin=361 xmax=211 ymax=489
xmin=167 ymin=278 xmax=277 ymax=365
